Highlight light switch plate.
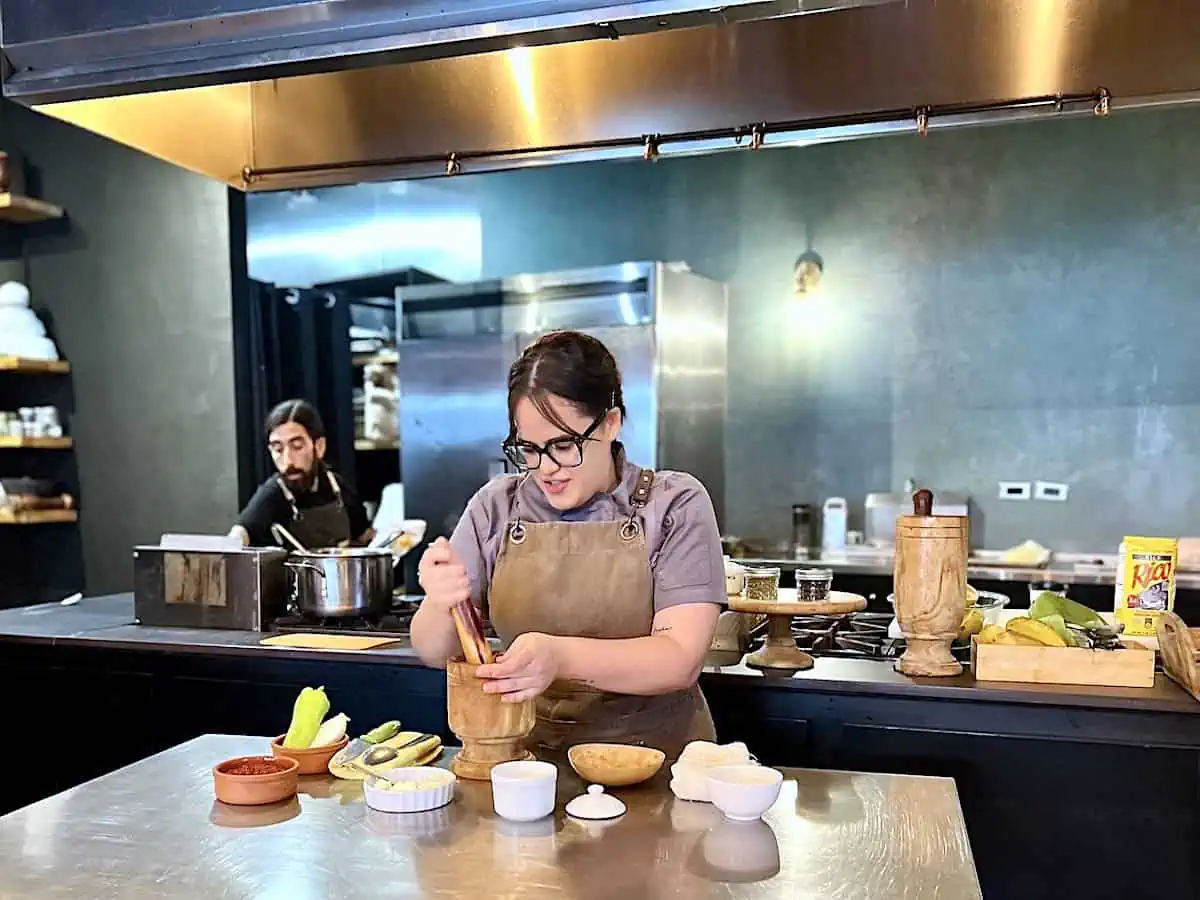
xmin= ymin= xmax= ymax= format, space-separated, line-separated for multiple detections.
xmin=998 ymin=481 xmax=1031 ymax=500
xmin=1034 ymin=481 xmax=1069 ymax=502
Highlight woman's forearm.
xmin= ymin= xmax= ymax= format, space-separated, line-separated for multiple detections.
xmin=554 ymin=634 xmax=702 ymax=696
xmin=409 ymin=605 xmax=460 ymax=668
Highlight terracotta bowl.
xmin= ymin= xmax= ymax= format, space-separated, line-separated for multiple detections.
xmin=270 ymin=734 xmax=349 ymax=775
xmin=568 ymin=743 xmax=666 ymax=787
xmin=213 ymin=756 xmax=299 ymax=806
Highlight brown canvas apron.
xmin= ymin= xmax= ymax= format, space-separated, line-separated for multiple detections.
xmin=276 ymin=468 xmax=352 ymax=549
xmin=488 ymin=468 xmax=716 ymax=761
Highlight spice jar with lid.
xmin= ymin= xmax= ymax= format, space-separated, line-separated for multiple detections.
xmin=795 ymin=568 xmax=833 ymax=604
xmin=743 ymin=567 xmax=781 ymax=604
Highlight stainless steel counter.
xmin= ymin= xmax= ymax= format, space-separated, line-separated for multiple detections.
xmin=0 ymin=735 xmax=982 ymax=900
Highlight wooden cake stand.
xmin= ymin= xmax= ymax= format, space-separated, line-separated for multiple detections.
xmin=729 ymin=588 xmax=868 ymax=671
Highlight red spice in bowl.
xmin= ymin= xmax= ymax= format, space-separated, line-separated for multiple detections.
xmin=220 ymin=758 xmax=292 ymax=777
xmin=213 ymin=755 xmax=299 ymax=806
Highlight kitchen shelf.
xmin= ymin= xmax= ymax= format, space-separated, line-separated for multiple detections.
xmin=0 ymin=193 xmax=65 ymax=223
xmin=0 ymin=508 xmax=77 ymax=525
xmin=0 ymin=357 xmax=70 ymax=374
xmin=355 ymin=439 xmax=399 ymax=451
xmin=0 ymin=436 xmax=72 ymax=449
xmin=352 ymin=351 xmax=398 ymax=367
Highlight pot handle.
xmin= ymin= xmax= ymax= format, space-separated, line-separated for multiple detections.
xmin=284 ymin=560 xmax=326 ymax=579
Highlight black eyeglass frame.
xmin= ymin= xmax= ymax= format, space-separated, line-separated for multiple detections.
xmin=502 ymin=411 xmax=609 ymax=472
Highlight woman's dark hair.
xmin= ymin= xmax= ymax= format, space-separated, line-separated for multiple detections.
xmin=507 ymin=331 xmax=625 ymax=437
xmin=265 ymin=398 xmax=326 ymax=441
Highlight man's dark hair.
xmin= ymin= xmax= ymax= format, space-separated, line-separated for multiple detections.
xmin=265 ymin=399 xmax=325 ymax=441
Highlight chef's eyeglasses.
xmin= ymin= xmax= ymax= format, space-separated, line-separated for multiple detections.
xmin=502 ymin=412 xmax=607 ymax=471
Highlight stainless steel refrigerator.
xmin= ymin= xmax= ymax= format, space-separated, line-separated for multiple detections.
xmin=396 ymin=262 xmax=727 ymax=539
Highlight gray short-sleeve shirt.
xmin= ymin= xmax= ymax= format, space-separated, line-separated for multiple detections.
xmin=449 ymin=459 xmax=725 ymax=616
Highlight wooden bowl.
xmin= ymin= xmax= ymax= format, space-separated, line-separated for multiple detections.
xmin=270 ymin=734 xmax=349 ymax=775
xmin=213 ymin=756 xmax=299 ymax=806
xmin=568 ymin=743 xmax=666 ymax=787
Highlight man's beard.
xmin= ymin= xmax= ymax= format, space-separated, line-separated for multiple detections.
xmin=282 ymin=463 xmax=320 ymax=492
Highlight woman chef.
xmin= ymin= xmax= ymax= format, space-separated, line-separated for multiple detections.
xmin=411 ymin=330 xmax=724 ymax=760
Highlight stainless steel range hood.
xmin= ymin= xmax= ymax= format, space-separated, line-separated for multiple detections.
xmin=5 ymin=0 xmax=1200 ymax=190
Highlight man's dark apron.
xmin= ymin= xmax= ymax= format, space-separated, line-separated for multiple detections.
xmin=276 ymin=468 xmax=352 ymax=549
xmin=487 ymin=468 xmax=715 ymax=762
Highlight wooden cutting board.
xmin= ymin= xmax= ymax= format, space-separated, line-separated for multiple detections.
xmin=260 ymin=633 xmax=402 ymax=651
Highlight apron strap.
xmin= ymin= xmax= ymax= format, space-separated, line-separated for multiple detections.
xmin=275 ymin=467 xmax=344 ymax=522
xmin=275 ymin=474 xmax=301 ymax=520
xmin=621 ymin=469 xmax=656 ymax=541
xmin=325 ymin=469 xmax=346 ymax=508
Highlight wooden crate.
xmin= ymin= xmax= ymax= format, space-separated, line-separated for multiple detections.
xmin=970 ymin=636 xmax=1156 ymax=688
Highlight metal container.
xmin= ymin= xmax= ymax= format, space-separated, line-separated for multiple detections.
xmin=286 ymin=548 xmax=394 ymax=617
xmin=133 ymin=546 xmax=288 ymax=631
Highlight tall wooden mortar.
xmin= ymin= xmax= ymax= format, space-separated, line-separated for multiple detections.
xmin=446 ymin=659 xmax=535 ymax=780
xmin=893 ymin=489 xmax=968 ymax=677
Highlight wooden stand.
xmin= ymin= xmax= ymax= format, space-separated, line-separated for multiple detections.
xmin=446 ymin=659 xmax=535 ymax=780
xmin=893 ymin=490 xmax=968 ymax=677
xmin=730 ymin=589 xmax=867 ymax=671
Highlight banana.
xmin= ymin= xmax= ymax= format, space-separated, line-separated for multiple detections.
xmin=994 ymin=630 xmax=1041 ymax=646
xmin=1035 ymin=614 xmax=1077 ymax=646
xmin=977 ymin=624 xmax=1005 ymax=644
xmin=1006 ymin=616 xmax=1067 ymax=647
xmin=958 ymin=609 xmax=985 ymax=640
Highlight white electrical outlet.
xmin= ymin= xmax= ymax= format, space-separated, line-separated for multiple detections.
xmin=1034 ymin=481 xmax=1069 ymax=502
xmin=998 ymin=481 xmax=1031 ymax=500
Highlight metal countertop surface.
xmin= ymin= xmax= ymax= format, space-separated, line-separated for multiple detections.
xmin=1 ymin=595 xmax=1198 ymax=715
xmin=0 ymin=735 xmax=982 ymax=900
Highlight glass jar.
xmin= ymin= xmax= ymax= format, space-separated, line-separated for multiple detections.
xmin=744 ymin=567 xmax=781 ymax=603
xmin=796 ymin=568 xmax=833 ymax=604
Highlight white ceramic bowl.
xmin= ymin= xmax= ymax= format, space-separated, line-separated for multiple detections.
xmin=363 ymin=766 xmax=456 ymax=814
xmin=490 ymin=759 xmax=557 ymax=822
xmin=705 ymin=765 xmax=784 ymax=821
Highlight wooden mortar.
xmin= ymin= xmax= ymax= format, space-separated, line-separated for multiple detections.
xmin=893 ymin=489 xmax=968 ymax=677
xmin=446 ymin=659 xmax=535 ymax=780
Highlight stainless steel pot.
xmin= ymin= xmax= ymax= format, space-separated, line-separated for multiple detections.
xmin=285 ymin=547 xmax=394 ymax=617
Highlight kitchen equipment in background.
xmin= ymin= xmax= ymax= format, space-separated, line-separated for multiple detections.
xmin=821 ymin=498 xmax=848 ymax=552
xmin=0 ymin=406 xmax=62 ymax=438
xmin=361 ymin=360 xmax=398 ymax=445
xmin=887 ymin=589 xmax=1010 ymax=638
xmin=397 ymin=262 xmax=727 ymax=538
xmin=893 ymin=489 xmax=968 ymax=677
xmin=270 ymin=523 xmax=308 ymax=553
xmin=0 ymin=282 xmax=60 ymax=361
xmin=865 ymin=490 xmax=969 ymax=548
xmin=790 ymin=504 xmax=815 ymax=558
xmin=133 ymin=542 xmax=289 ymax=630
xmin=285 ymin=547 xmax=394 ymax=618
xmin=730 ymin=587 xmax=867 ymax=670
